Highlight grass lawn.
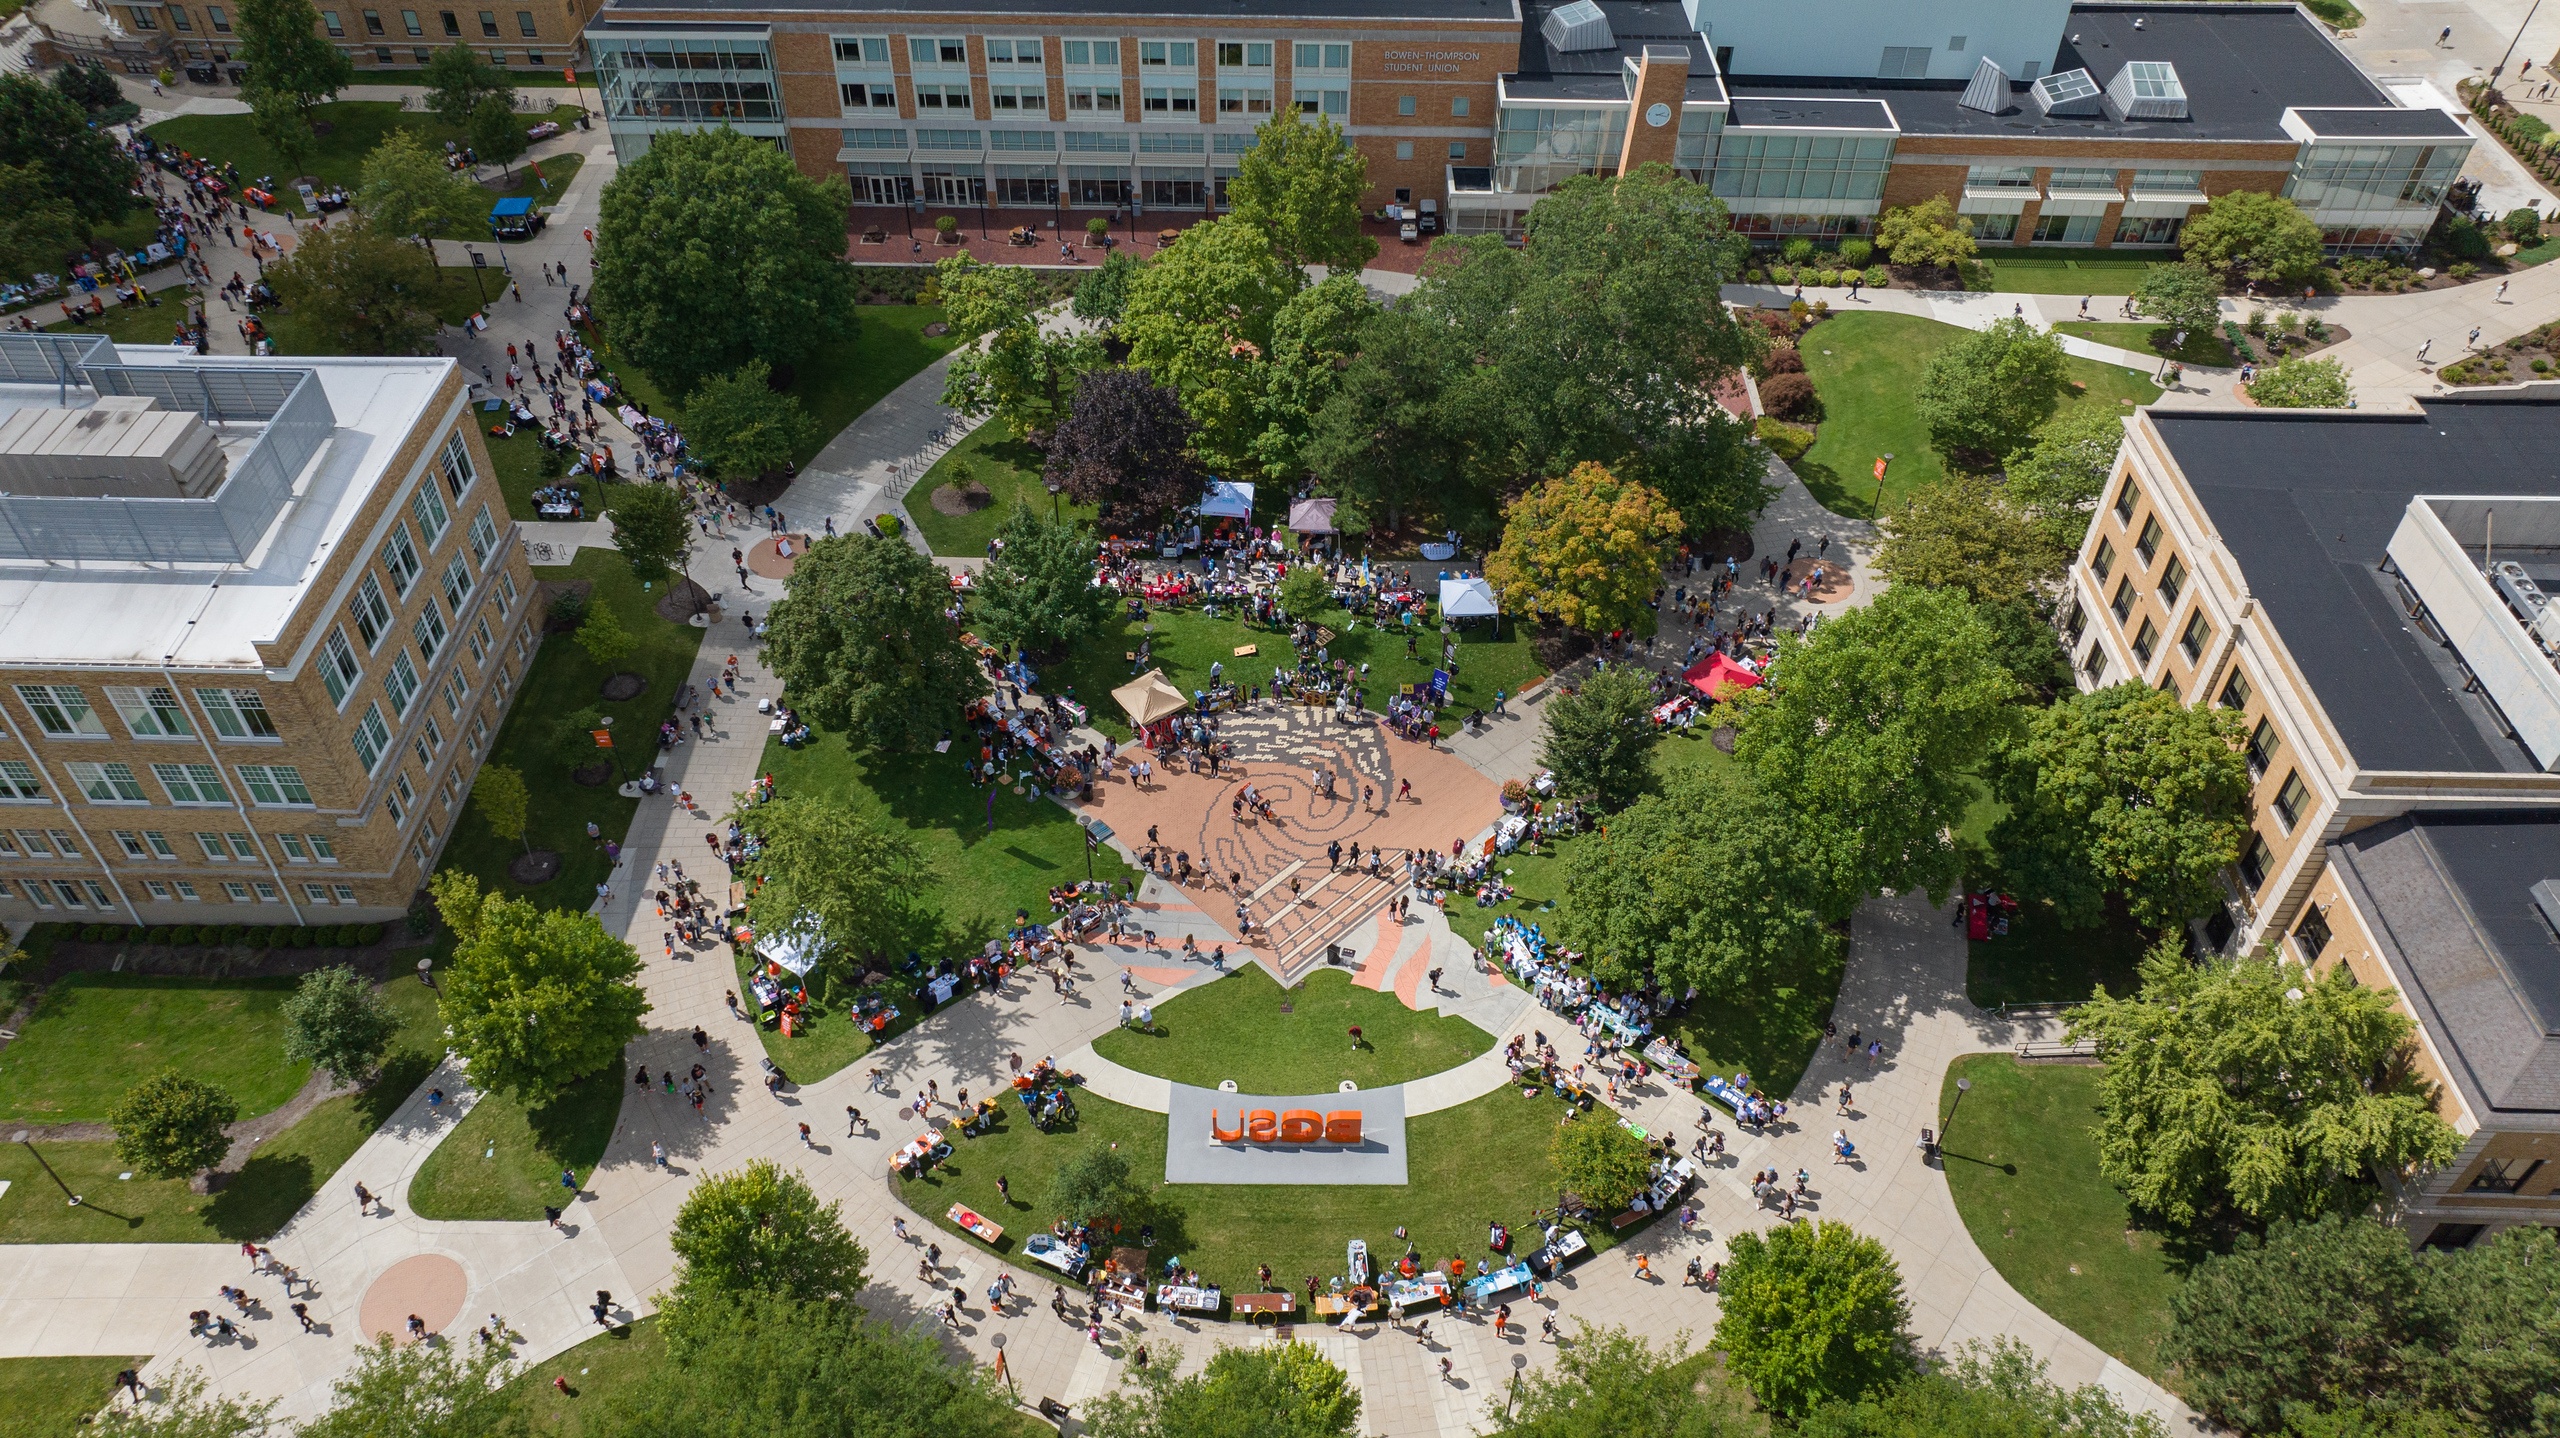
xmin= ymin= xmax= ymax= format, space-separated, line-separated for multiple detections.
xmin=745 ymin=727 xmax=1139 ymax=1082
xmin=407 ymin=1063 xmax=625 ymax=1222
xmin=489 ymin=152 xmax=585 ymax=214
xmin=0 ymin=969 xmax=445 ymax=1243
xmin=1940 ymin=1054 xmax=2179 ymax=1381
xmin=499 ymin=1317 xmax=663 ymax=1434
xmin=437 ymin=548 xmax=706 ymax=912
xmin=37 ymin=295 xmax=196 ymax=349
xmin=263 ymin=267 xmax=490 ymax=357
xmin=0 ymin=975 xmax=309 ymax=1125
xmin=1793 ymin=312 xmax=2163 ymax=515
xmin=483 ymin=423 xmax=582 ymax=524
xmin=1047 ymin=602 xmax=1543 ymax=743
xmin=2052 ymin=321 xmax=2237 ymax=369
xmin=897 ymin=1083 xmax=1624 ymax=1306
xmin=1966 ymin=901 xmax=2158 ymax=1010
xmin=1093 ymin=966 xmax=1494 ymax=1091
xmin=904 ymin=419 xmax=1098 ymax=556
xmin=143 ymin=101 xmax=585 ymax=196
xmin=1964 ymin=249 xmax=2171 ymax=296
xmin=0 ymin=1355 xmax=144 ymax=1438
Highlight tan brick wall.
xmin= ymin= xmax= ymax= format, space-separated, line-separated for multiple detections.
xmin=2295 ymin=866 xmax=2467 ymax=1128
xmin=329 ymin=0 xmax=594 ymax=65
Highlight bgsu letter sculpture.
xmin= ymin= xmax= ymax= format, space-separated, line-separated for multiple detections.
xmin=1211 ymin=1108 xmax=1363 ymax=1145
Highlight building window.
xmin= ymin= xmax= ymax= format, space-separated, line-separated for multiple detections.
xmin=0 ymin=762 xmax=40 ymax=801
xmin=2219 ymin=664 xmax=2252 ymax=711
xmin=413 ymin=600 xmax=450 ymax=664
xmin=2132 ymin=618 xmax=2159 ymax=665
xmin=2466 ymin=1158 xmax=2545 ymax=1194
xmin=1138 ymin=39 xmax=1195 ymax=67
xmin=439 ymin=9 xmax=458 ymax=34
xmin=1141 ymin=86 xmax=1197 ymax=116
xmin=1448 ymin=141 xmax=1467 ymax=160
xmin=1397 ymin=94 xmax=1416 ymax=116
xmin=334 ymin=883 xmax=357 ymax=902
xmin=1396 ymin=141 xmax=1415 ymax=160
xmin=352 ymin=703 xmax=392 ymax=773
xmin=208 ymin=4 xmax=230 ymax=29
xmin=515 ymin=7 xmax=532 ymax=34
xmin=68 ymin=763 xmax=149 ymax=804
xmin=130 ymin=8 xmax=160 ymax=29
xmin=305 ymin=882 xmax=333 ymax=903
xmin=172 ymin=6 xmax=192 ymax=29
xmin=385 ymin=652 xmax=422 ymax=715
xmin=2293 ymin=904 xmax=2332 ymax=960
xmin=2114 ymin=479 xmax=2140 ymax=524
xmin=1216 ymin=85 xmax=1272 ymax=116
xmin=1060 ymin=39 xmax=1119 ymax=67
xmin=2179 ymin=610 xmax=2211 ymax=663
xmin=985 ymin=37 xmax=1040 ymax=65
xmin=1452 ymin=96 xmax=1470 ymax=118
xmin=146 ymin=831 xmax=176 ymax=858
xmin=322 ymin=9 xmax=343 ymax=33
xmin=476 ymin=8 xmax=495 ymax=34
xmin=377 ymin=46 xmax=394 ymax=62
xmin=322 ymin=627 xmax=364 ymax=708
xmin=54 ymin=881 xmax=87 ymax=910
xmin=402 ymin=7 xmax=419 ymax=32
xmin=2135 ymin=516 xmax=2164 ymax=568
xmin=114 ymin=830 xmax=147 ymax=859
xmin=363 ymin=7 xmax=381 ymax=32
xmin=1878 ymin=45 xmax=1931 ymax=77
xmin=2420 ymin=1223 xmax=2485 ymax=1251
xmin=104 ymin=685 xmax=192 ymax=738
xmin=280 ymin=833 xmax=309 ymax=861
xmin=222 ymin=882 xmax=251 ymax=902
xmin=2239 ymin=832 xmax=2274 ymax=890
xmin=833 ymin=36 xmax=888 ymax=63
xmin=238 ymin=765 xmax=314 ymax=808
xmin=16 ymin=829 xmax=52 ymax=857
xmin=198 ymin=688 xmax=280 ymax=741
xmin=2272 ymin=770 xmax=2310 ymax=831
xmin=911 ymin=35 xmax=967 ymax=65
xmin=2246 ymin=718 xmax=2279 ymax=777
xmin=2090 ymin=538 xmax=2114 ymax=581
xmin=1066 ymin=82 xmax=1123 ymax=114
xmin=152 ymin=763 xmax=230 ymax=806
xmin=21 ymin=880 xmax=50 ymax=909
xmin=2062 ymin=599 xmax=2086 ymax=643
xmin=411 ymin=483 xmax=450 ymax=545
xmin=382 ymin=526 xmax=423 ymax=597
xmin=146 ymin=880 xmax=171 ymax=900
xmin=351 ymin=575 xmax=395 ymax=650
xmin=19 ymin=684 xmax=105 ymax=737
xmin=2110 ymin=578 xmax=2133 ymax=623
xmin=2158 ymin=554 xmax=2187 ymax=608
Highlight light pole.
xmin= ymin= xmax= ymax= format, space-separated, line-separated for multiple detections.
xmin=14 ymin=1129 xmax=80 ymax=1207
xmin=1941 ymin=1076 xmax=1972 ymax=1147
xmin=1046 ymin=480 xmax=1062 ymax=523
xmin=2492 ymin=0 xmax=2546 ymax=88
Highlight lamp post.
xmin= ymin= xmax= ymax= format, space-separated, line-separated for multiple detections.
xmin=461 ymin=244 xmax=490 ymax=305
xmin=2492 ymin=0 xmax=2546 ymax=87
xmin=14 ymin=1129 xmax=80 ymax=1207
xmin=1941 ymin=1076 xmax=1972 ymax=1147
xmin=1872 ymin=454 xmax=1892 ymax=519
xmin=1046 ymin=480 xmax=1062 ymax=523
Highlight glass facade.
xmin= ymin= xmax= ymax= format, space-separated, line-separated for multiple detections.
xmin=1493 ymin=106 xmax=1626 ymax=194
xmin=2285 ymin=141 xmax=2465 ymax=253
xmin=593 ymin=34 xmax=777 ymax=124
xmin=1704 ymin=133 xmax=1892 ymax=202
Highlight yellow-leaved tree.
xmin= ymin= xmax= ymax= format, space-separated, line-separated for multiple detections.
xmin=1484 ymin=462 xmax=1682 ymax=638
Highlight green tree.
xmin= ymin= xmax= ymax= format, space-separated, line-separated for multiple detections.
xmin=471 ymin=761 xmax=531 ymax=855
xmin=1559 ymin=764 xmax=1839 ymax=993
xmin=607 ymin=483 xmax=692 ymax=580
xmin=2419 ymin=1225 xmax=2560 ymax=1437
xmin=421 ymin=42 xmax=514 ymax=132
xmin=1550 ymin=1111 xmax=1654 ymax=1211
xmin=1974 ymin=596 xmax=2074 ymax=704
xmin=936 ymin=254 xmax=1102 ymax=437
xmin=89 ymin=1370 xmax=278 ymax=1438
xmin=574 ymin=598 xmax=634 ymax=670
xmin=280 ymin=965 xmax=400 ymax=1087
xmin=1120 ymin=216 xmax=1295 ymax=469
xmin=1714 ymin=1220 xmax=1913 ymax=1419
xmin=1250 ymin=272 xmax=1374 ymax=480
xmin=1874 ymin=472 xmax=2066 ymax=607
xmin=763 ymin=534 xmax=981 ymax=753
xmin=234 ymin=0 xmax=354 ymax=142
xmin=0 ymin=163 xmax=81 ymax=283
xmin=1734 ymin=584 xmax=2017 ymax=902
xmin=683 ymin=360 xmax=817 ymax=485
xmin=357 ymin=129 xmax=486 ymax=243
xmin=1486 ymin=462 xmax=1682 ymax=638
xmin=1276 ymin=564 xmax=1331 ymax=623
xmin=52 ymin=62 xmax=126 ymax=114
xmin=2133 ymin=260 xmax=2224 ymax=336
xmin=1042 ymin=1143 xmax=1147 ymax=1228
xmin=2004 ymin=407 xmax=2124 ymax=552
xmin=1915 ymin=316 xmax=2069 ymax=464
xmin=1226 ymin=109 xmax=1378 ymax=276
xmin=1303 ymin=302 xmax=1482 ymax=535
xmin=0 ymin=74 xmax=136 ymax=229
xmin=607 ymin=1292 xmax=1012 ymax=1438
xmin=730 ymin=791 xmax=930 ymax=966
xmin=266 ymin=217 xmax=445 ymax=355
xmin=591 ymin=128 xmax=857 ymax=393
xmin=974 ymin=502 xmax=1112 ymax=656
xmin=1072 ymin=248 xmax=1141 ymax=328
xmin=2067 ymin=943 xmax=2463 ymax=1233
xmin=110 ymin=1070 xmax=239 ymax=1180
xmin=2248 ymin=355 xmax=2352 ymax=409
xmin=1087 ymin=1342 xmax=1360 ymax=1438
xmin=430 ymin=871 xmax=650 ymax=1103
xmin=1989 ymin=683 xmax=2253 ymax=929
xmin=668 ymin=1160 xmax=868 ymax=1311
xmin=468 ymin=93 xmax=529 ymax=180
xmin=298 ymin=1335 xmax=528 ymax=1438
xmin=1496 ymin=1324 xmax=1748 ymax=1438
xmin=1874 ymin=195 xmax=1977 ymax=275
xmin=1538 ymin=664 xmax=1662 ymax=813
xmin=1800 ymin=1337 xmax=2166 ymax=1438
xmin=2181 ymin=190 xmax=2325 ymax=283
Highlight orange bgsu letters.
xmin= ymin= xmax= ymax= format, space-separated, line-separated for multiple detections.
xmin=1324 ymin=1110 xmax=1363 ymax=1143
xmin=1210 ymin=1110 xmax=1244 ymax=1143
xmin=1278 ymin=1110 xmax=1322 ymax=1143
xmin=1245 ymin=1109 xmax=1279 ymax=1142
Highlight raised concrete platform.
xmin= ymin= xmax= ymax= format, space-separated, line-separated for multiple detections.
xmin=1163 ymin=1083 xmax=1408 ymax=1185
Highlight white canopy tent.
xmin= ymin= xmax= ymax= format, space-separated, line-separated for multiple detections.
xmin=756 ymin=919 xmax=828 ymax=977
xmin=1201 ymin=479 xmax=1255 ymax=519
xmin=1439 ymin=575 xmax=1500 ymax=619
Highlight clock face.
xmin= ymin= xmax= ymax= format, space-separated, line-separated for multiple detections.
xmin=1646 ymin=102 xmax=1672 ymax=128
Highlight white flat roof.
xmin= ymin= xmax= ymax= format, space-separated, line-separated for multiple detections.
xmin=0 ymin=348 xmax=454 ymax=673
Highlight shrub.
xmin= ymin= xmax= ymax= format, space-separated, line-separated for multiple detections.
xmin=79 ymin=923 xmax=105 ymax=942
xmin=357 ymin=924 xmax=385 ymax=945
xmin=1766 ymin=264 xmax=1790 ymax=286
xmin=2442 ymin=215 xmax=2493 ymax=262
xmin=547 ymin=587 xmax=590 ymax=627
xmin=1760 ymin=371 xmax=1821 ymax=421
xmin=933 ymin=214 xmax=960 ymax=238
xmin=1086 ymin=216 xmax=1110 ymax=240
xmin=1756 ymin=416 xmax=1814 ymax=461
xmin=289 ymin=927 xmax=315 ymax=949
xmin=2535 ymin=358 xmax=2551 ymax=373
xmin=2450 ymin=261 xmax=2480 ymax=280
xmin=221 ymin=924 xmax=248 ymax=947
xmin=335 ymin=923 xmax=362 ymax=946
xmin=146 ymin=926 xmax=172 ymax=945
xmin=166 ymin=924 xmax=196 ymax=946
xmin=2514 ymin=113 xmax=2554 ymax=145
xmin=1764 ymin=346 xmax=1806 ymax=376
xmin=1787 ymin=299 xmax=1810 ymax=328
xmin=1782 ymin=236 xmax=1815 ymax=264
xmin=1818 ymin=268 xmax=1840 ymax=287
xmin=1838 ymin=237 xmax=1874 ymax=268
xmin=1865 ymin=265 xmax=1890 ymax=287
xmin=2249 ymin=355 xmax=2352 ymax=408
xmin=1745 ymin=267 xmax=1766 ymax=284
xmin=876 ymin=512 xmax=903 ymax=536
xmin=2504 ymin=206 xmax=2545 ymax=242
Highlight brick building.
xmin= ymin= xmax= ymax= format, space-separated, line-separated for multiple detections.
xmin=570 ymin=0 xmax=2469 ymax=254
xmin=2062 ymin=391 xmax=2560 ymax=1245
xmin=64 ymin=0 xmax=604 ymax=76
xmin=0 ymin=334 xmax=535 ymax=926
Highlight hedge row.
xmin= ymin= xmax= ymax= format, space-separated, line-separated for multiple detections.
xmin=50 ymin=921 xmax=385 ymax=949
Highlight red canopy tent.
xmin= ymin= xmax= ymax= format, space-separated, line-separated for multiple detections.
xmin=1682 ymin=654 xmax=1764 ymax=701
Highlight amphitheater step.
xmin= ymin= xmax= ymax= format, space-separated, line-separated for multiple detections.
xmin=1265 ymin=872 xmax=1401 ymax=984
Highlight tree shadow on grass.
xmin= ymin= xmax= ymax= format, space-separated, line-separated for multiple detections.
xmin=526 ymin=1064 xmax=628 ymax=1178
xmin=207 ymin=1152 xmax=316 ymax=1241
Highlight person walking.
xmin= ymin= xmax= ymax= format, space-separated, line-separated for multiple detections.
xmin=291 ymin=1302 xmax=315 ymax=1333
xmin=798 ymin=1122 xmax=814 ymax=1148
xmin=847 ymin=1106 xmax=865 ymax=1136
xmin=560 ymin=1168 xmax=580 ymax=1199
xmin=353 ymin=1182 xmax=377 ymax=1215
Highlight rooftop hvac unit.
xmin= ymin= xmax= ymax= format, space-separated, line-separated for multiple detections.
xmin=2031 ymin=67 xmax=2104 ymax=117
xmin=1958 ymin=54 xmax=2009 ymax=113
xmin=1542 ymin=0 xmax=1616 ymax=54
xmin=2107 ymin=60 xmax=2188 ymax=119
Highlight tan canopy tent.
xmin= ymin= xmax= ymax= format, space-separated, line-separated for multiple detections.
xmin=1113 ymin=668 xmax=1191 ymax=728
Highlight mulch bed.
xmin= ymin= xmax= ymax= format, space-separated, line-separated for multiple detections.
xmin=601 ymin=671 xmax=647 ymax=701
xmin=653 ymin=577 xmax=712 ymax=624
xmin=507 ymin=849 xmax=562 ymax=885
xmin=572 ymin=761 xmax=615 ymax=787
xmin=1711 ymin=725 xmax=1738 ymax=754
xmin=929 ymin=482 xmax=993 ymax=515
xmin=19 ymin=931 xmax=421 ymax=988
xmin=1531 ymin=625 xmax=1595 ymax=672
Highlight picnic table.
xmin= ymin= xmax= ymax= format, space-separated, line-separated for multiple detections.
xmin=1314 ymin=1289 xmax=1379 ymax=1317
xmin=947 ymin=1204 xmax=1003 ymax=1245
xmin=1232 ymin=1292 xmax=1295 ymax=1323
xmin=1155 ymin=1284 xmax=1221 ymax=1314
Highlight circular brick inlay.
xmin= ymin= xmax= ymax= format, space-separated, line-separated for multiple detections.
xmin=747 ymin=535 xmax=812 ymax=579
xmin=357 ymin=1254 xmax=468 ymax=1343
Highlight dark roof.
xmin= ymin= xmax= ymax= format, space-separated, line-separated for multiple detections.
xmin=1727 ymin=95 xmax=1893 ymax=130
xmin=2332 ymin=812 xmax=2560 ymax=1115
xmin=1725 ymin=2 xmax=2400 ymax=143
xmin=2149 ymin=394 xmax=2560 ymax=775
xmin=2293 ymin=106 xmax=2469 ymax=138
xmin=597 ymin=0 xmax=1520 ymax=20
xmin=1503 ymin=0 xmax=1724 ymax=104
